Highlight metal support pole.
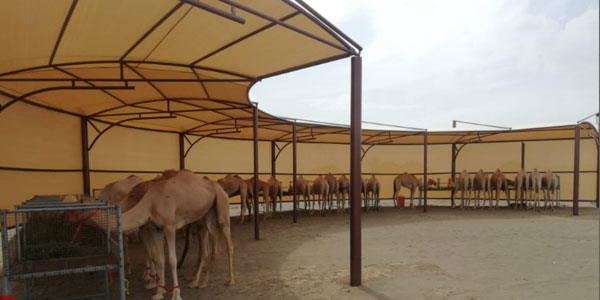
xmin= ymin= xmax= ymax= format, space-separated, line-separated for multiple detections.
xmin=179 ymin=133 xmax=185 ymax=170
xmin=573 ymin=126 xmax=580 ymax=216
xmin=350 ymin=56 xmax=362 ymax=287
xmin=292 ymin=122 xmax=298 ymax=223
xmin=81 ymin=116 xmax=91 ymax=196
xmin=423 ymin=131 xmax=428 ymax=212
xmin=521 ymin=142 xmax=525 ymax=169
xmin=451 ymin=143 xmax=457 ymax=207
xmin=253 ymin=103 xmax=260 ymax=240
xmin=596 ymin=133 xmax=599 ymax=208
xmin=271 ymin=141 xmax=276 ymax=177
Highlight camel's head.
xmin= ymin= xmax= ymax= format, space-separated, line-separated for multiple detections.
xmin=427 ymin=178 xmax=437 ymax=187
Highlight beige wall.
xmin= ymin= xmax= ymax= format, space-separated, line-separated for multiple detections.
xmin=0 ymin=100 xmax=597 ymax=209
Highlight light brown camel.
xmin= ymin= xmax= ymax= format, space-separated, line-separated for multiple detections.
xmin=392 ymin=173 xmax=427 ymax=208
xmin=361 ymin=178 xmax=368 ymax=208
xmin=98 ymin=175 xmax=143 ymax=205
xmin=267 ymin=176 xmax=283 ymax=214
xmin=529 ymin=168 xmax=543 ymax=210
xmin=453 ymin=170 xmax=472 ymax=208
xmin=217 ymin=174 xmax=249 ymax=224
xmin=514 ymin=169 xmax=528 ymax=208
xmin=366 ymin=175 xmax=380 ymax=210
xmin=541 ymin=170 xmax=559 ymax=210
xmin=288 ymin=175 xmax=311 ymax=210
xmin=100 ymin=170 xmax=233 ymax=300
xmin=324 ymin=173 xmax=339 ymax=212
xmin=186 ymin=178 xmax=234 ymax=289
xmin=337 ymin=175 xmax=350 ymax=212
xmin=311 ymin=175 xmax=329 ymax=213
xmin=245 ymin=177 xmax=271 ymax=220
xmin=472 ymin=169 xmax=490 ymax=208
xmin=490 ymin=169 xmax=509 ymax=208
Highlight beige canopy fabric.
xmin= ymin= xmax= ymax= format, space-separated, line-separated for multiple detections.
xmin=0 ymin=0 xmax=359 ymax=134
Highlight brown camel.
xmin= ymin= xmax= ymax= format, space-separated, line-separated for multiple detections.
xmin=288 ymin=175 xmax=311 ymax=210
xmin=392 ymin=173 xmax=427 ymax=208
xmin=324 ymin=173 xmax=339 ymax=212
xmin=217 ymin=174 xmax=249 ymax=224
xmin=514 ymin=169 xmax=528 ymax=208
xmin=453 ymin=170 xmax=472 ymax=208
xmin=472 ymin=169 xmax=490 ymax=208
xmin=245 ymin=177 xmax=271 ymax=220
xmin=541 ymin=170 xmax=559 ymax=210
xmin=490 ymin=169 xmax=509 ymax=208
xmin=311 ymin=175 xmax=329 ymax=213
xmin=337 ymin=175 xmax=350 ymax=212
xmin=105 ymin=170 xmax=233 ymax=300
xmin=366 ymin=175 xmax=380 ymax=210
xmin=267 ymin=176 xmax=283 ymax=214
xmin=528 ymin=168 xmax=543 ymax=210
xmin=98 ymin=175 xmax=143 ymax=205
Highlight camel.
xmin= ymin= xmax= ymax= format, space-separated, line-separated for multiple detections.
xmin=98 ymin=175 xmax=143 ymax=205
xmin=392 ymin=173 xmax=428 ymax=208
xmin=490 ymin=169 xmax=509 ymax=208
xmin=453 ymin=170 xmax=472 ymax=208
xmin=288 ymin=175 xmax=311 ymax=210
xmin=245 ymin=177 xmax=271 ymax=220
xmin=324 ymin=173 xmax=339 ymax=212
xmin=514 ymin=169 xmax=528 ymax=208
xmin=311 ymin=175 xmax=329 ymax=213
xmin=217 ymin=175 xmax=249 ymax=224
xmin=92 ymin=170 xmax=233 ymax=300
xmin=541 ymin=170 xmax=559 ymax=210
xmin=361 ymin=178 xmax=368 ymax=208
xmin=267 ymin=176 xmax=283 ymax=215
xmin=337 ymin=175 xmax=350 ymax=212
xmin=472 ymin=169 xmax=490 ymax=208
xmin=366 ymin=175 xmax=380 ymax=210
xmin=528 ymin=168 xmax=543 ymax=210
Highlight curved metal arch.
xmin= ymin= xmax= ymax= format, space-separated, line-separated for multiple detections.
xmin=273 ymin=141 xmax=291 ymax=161
xmin=183 ymin=135 xmax=206 ymax=158
xmin=0 ymin=85 xmax=133 ymax=114
xmin=87 ymin=115 xmax=175 ymax=150
xmin=90 ymin=97 xmax=253 ymax=117
xmin=0 ymin=60 xmax=255 ymax=81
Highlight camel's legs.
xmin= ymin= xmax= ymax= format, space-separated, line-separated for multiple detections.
xmin=150 ymin=230 xmax=166 ymax=300
xmin=141 ymin=225 xmax=158 ymax=290
xmin=164 ymin=226 xmax=182 ymax=300
xmin=263 ymin=193 xmax=270 ymax=220
xmin=240 ymin=196 xmax=247 ymax=224
xmin=410 ymin=188 xmax=415 ymax=208
xmin=188 ymin=223 xmax=209 ymax=288
xmin=220 ymin=218 xmax=235 ymax=286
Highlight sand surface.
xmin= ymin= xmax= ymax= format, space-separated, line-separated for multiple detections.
xmin=9 ymin=206 xmax=599 ymax=299
xmin=124 ymin=206 xmax=598 ymax=300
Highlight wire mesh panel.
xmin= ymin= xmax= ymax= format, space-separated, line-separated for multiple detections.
xmin=1 ymin=196 xmax=125 ymax=299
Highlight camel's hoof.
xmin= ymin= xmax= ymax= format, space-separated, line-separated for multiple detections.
xmin=187 ymin=282 xmax=198 ymax=289
xmin=145 ymin=281 xmax=157 ymax=290
xmin=151 ymin=293 xmax=165 ymax=300
xmin=169 ymin=294 xmax=182 ymax=300
xmin=225 ymin=279 xmax=235 ymax=286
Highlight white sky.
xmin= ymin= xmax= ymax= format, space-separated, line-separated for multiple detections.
xmin=250 ymin=0 xmax=599 ymax=130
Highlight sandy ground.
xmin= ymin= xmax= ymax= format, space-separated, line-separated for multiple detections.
xmin=8 ymin=205 xmax=599 ymax=299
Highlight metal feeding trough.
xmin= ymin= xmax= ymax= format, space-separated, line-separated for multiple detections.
xmin=1 ymin=196 xmax=125 ymax=299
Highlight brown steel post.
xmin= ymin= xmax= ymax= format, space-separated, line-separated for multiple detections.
xmin=451 ymin=143 xmax=456 ymax=207
xmin=292 ymin=122 xmax=298 ymax=223
xmin=179 ymin=133 xmax=185 ymax=170
xmin=253 ymin=103 xmax=260 ymax=239
xmin=573 ymin=126 xmax=580 ymax=216
xmin=271 ymin=141 xmax=276 ymax=177
xmin=423 ymin=131 xmax=428 ymax=212
xmin=80 ymin=116 xmax=90 ymax=196
xmin=521 ymin=142 xmax=525 ymax=169
xmin=350 ymin=56 xmax=362 ymax=287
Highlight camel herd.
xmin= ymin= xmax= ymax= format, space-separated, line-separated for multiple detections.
xmin=78 ymin=167 xmax=561 ymax=300
xmin=450 ymin=168 xmax=560 ymax=210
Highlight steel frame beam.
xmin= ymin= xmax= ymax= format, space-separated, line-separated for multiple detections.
xmin=253 ymin=103 xmax=260 ymax=240
xmin=349 ymin=56 xmax=361 ymax=287
xmin=573 ymin=125 xmax=580 ymax=216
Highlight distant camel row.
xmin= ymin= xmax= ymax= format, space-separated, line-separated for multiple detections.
xmin=451 ymin=168 xmax=560 ymax=210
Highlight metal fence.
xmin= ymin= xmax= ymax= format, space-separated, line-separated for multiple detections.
xmin=1 ymin=196 xmax=125 ymax=299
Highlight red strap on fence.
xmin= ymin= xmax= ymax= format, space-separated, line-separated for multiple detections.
xmin=69 ymin=209 xmax=99 ymax=244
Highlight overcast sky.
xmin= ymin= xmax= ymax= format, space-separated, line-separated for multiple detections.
xmin=250 ymin=0 xmax=599 ymax=130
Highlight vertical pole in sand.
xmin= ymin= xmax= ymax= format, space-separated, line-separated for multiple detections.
xmin=80 ymin=116 xmax=90 ymax=196
xmin=573 ymin=125 xmax=580 ymax=216
xmin=271 ymin=141 xmax=276 ymax=177
xmin=423 ymin=131 xmax=428 ymax=212
xmin=292 ymin=121 xmax=298 ymax=223
xmin=350 ymin=56 xmax=362 ymax=287
xmin=253 ymin=103 xmax=260 ymax=239
xmin=451 ymin=143 xmax=457 ymax=207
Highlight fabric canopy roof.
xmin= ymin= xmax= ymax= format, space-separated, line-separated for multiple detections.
xmin=0 ymin=0 xmax=596 ymax=146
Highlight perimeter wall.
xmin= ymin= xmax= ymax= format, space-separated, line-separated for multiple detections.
xmin=0 ymin=100 xmax=597 ymax=209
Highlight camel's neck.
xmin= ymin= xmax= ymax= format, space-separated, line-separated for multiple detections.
xmin=120 ymin=197 xmax=151 ymax=233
